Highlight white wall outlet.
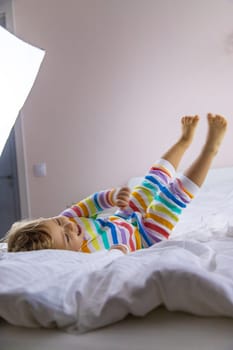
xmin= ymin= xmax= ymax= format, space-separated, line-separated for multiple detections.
xmin=33 ymin=163 xmax=47 ymax=177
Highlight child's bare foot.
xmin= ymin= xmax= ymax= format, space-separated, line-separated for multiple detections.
xmin=204 ymin=114 xmax=227 ymax=155
xmin=179 ymin=115 xmax=200 ymax=147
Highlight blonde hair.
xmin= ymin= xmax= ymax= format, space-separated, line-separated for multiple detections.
xmin=4 ymin=219 xmax=54 ymax=252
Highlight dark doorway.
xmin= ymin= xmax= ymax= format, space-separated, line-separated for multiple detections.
xmin=0 ymin=130 xmax=21 ymax=237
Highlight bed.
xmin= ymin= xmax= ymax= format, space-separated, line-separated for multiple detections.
xmin=1 ymin=166 xmax=233 ymax=350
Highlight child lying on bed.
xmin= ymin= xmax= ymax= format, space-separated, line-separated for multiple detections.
xmin=4 ymin=114 xmax=227 ymax=254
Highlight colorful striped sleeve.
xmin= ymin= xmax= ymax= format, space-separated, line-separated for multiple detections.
xmin=60 ymin=189 xmax=116 ymax=218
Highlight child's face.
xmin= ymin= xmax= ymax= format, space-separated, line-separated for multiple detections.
xmin=43 ymin=216 xmax=84 ymax=251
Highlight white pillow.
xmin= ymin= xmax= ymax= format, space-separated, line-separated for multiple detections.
xmin=0 ymin=243 xmax=7 ymax=252
xmin=127 ymin=167 xmax=233 ymax=241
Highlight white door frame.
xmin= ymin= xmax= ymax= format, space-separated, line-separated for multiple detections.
xmin=14 ymin=115 xmax=30 ymax=218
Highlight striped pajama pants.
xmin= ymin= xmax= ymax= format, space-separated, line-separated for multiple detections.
xmin=126 ymin=159 xmax=199 ymax=247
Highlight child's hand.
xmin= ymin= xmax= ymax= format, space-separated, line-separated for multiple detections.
xmin=110 ymin=244 xmax=130 ymax=254
xmin=115 ymin=187 xmax=131 ymax=210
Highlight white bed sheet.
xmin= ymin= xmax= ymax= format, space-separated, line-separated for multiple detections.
xmin=1 ymin=167 xmax=233 ymax=334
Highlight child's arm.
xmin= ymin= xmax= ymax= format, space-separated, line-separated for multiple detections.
xmin=61 ymin=187 xmax=131 ymax=218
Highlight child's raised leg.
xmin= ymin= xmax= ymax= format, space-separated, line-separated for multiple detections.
xmin=162 ymin=115 xmax=199 ymax=170
xmin=128 ymin=116 xmax=199 ymax=216
xmin=143 ymin=114 xmax=227 ymax=245
xmin=184 ymin=114 xmax=227 ymax=187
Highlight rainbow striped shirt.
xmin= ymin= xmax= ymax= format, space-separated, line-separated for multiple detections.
xmin=60 ymin=189 xmax=141 ymax=252
xmin=60 ymin=159 xmax=198 ymax=253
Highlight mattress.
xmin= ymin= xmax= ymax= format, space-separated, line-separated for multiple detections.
xmin=1 ymin=307 xmax=233 ymax=350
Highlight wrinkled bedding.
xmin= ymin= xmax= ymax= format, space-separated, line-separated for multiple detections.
xmin=1 ymin=239 xmax=233 ymax=333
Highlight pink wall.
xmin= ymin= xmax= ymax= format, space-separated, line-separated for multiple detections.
xmin=13 ymin=0 xmax=233 ymax=217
